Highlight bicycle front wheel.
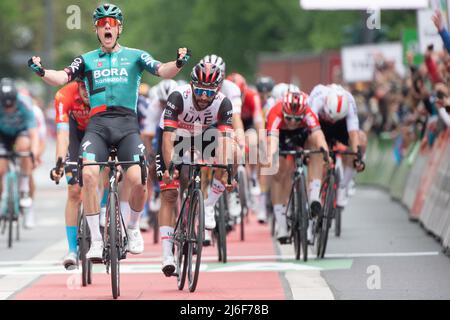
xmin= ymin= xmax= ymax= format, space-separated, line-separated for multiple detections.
xmin=108 ymin=192 xmax=120 ymax=299
xmin=176 ymin=195 xmax=189 ymax=291
xmin=298 ymin=176 xmax=310 ymax=262
xmin=216 ymin=195 xmax=227 ymax=263
xmin=187 ymin=189 xmax=204 ymax=292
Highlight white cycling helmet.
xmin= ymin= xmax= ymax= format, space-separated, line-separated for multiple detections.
xmin=156 ymin=79 xmax=178 ymax=102
xmin=201 ymin=54 xmax=226 ymax=75
xmin=324 ymin=85 xmax=349 ymax=121
xmin=271 ymin=83 xmax=300 ymax=101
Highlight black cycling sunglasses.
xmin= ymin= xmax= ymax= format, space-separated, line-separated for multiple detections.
xmin=283 ymin=113 xmax=303 ymax=122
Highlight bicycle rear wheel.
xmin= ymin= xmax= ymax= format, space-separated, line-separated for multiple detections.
xmin=334 ymin=207 xmax=342 ymax=237
xmin=78 ymin=208 xmax=92 ymax=287
xmin=318 ymin=175 xmax=334 ymax=259
xmin=187 ymin=189 xmax=204 ymax=292
xmin=6 ymin=174 xmax=16 ymax=249
xmin=237 ymin=167 xmax=247 ymax=241
xmin=108 ymin=192 xmax=120 ymax=299
xmin=215 ymin=195 xmax=227 ymax=263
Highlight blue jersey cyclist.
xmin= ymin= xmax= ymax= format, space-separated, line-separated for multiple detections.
xmin=28 ymin=3 xmax=191 ymax=262
xmin=0 ymin=78 xmax=39 ymax=226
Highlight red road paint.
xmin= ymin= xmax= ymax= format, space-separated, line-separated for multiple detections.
xmin=14 ymin=212 xmax=286 ymax=300
xmin=14 ymin=272 xmax=285 ymax=300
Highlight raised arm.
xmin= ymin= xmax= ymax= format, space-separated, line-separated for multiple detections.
xmin=28 ymin=56 xmax=69 ymax=86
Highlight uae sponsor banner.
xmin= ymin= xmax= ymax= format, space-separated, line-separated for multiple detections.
xmin=341 ymin=42 xmax=404 ymax=83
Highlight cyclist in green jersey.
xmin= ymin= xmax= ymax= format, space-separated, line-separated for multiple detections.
xmin=28 ymin=3 xmax=191 ymax=261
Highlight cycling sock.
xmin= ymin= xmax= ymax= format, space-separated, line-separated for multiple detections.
xmin=66 ymin=226 xmax=78 ymax=253
xmin=120 ymin=201 xmax=130 ymax=226
xmin=341 ymin=166 xmax=356 ymax=189
xmin=259 ymin=192 xmax=267 ymax=210
xmin=273 ymin=204 xmax=286 ymax=226
xmin=308 ymin=179 xmax=321 ymax=204
xmin=204 ymin=178 xmax=225 ymax=207
xmin=86 ymin=213 xmax=102 ymax=242
xmin=100 ymin=188 xmax=108 ymax=208
xmin=160 ymin=226 xmax=174 ymax=257
xmin=128 ymin=207 xmax=143 ymax=229
xmin=19 ymin=175 xmax=30 ymax=194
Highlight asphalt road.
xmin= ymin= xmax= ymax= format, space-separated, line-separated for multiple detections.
xmin=1 ymin=138 xmax=449 ymax=300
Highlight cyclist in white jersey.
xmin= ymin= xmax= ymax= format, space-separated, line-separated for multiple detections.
xmin=307 ymin=84 xmax=366 ymax=207
xmin=155 ymin=62 xmax=237 ymax=276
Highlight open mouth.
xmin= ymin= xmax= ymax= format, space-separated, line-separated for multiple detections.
xmin=104 ymin=32 xmax=112 ymax=40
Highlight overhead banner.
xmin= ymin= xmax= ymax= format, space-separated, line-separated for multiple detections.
xmin=300 ymin=0 xmax=428 ymax=10
xmin=341 ymin=42 xmax=404 ymax=83
xmin=417 ymin=9 xmax=444 ymax=53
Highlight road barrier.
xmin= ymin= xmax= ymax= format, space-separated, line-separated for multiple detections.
xmin=356 ymin=130 xmax=450 ymax=253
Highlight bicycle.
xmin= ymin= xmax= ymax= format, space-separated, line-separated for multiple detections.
xmin=236 ymin=164 xmax=249 ymax=241
xmin=213 ymin=188 xmax=230 ymax=263
xmin=170 ymin=158 xmax=232 ymax=292
xmin=77 ymin=148 xmax=147 ymax=299
xmin=314 ymin=146 xmax=364 ymax=258
xmin=280 ymin=148 xmax=327 ymax=262
xmin=0 ymin=151 xmax=34 ymax=249
xmin=51 ymin=156 xmax=93 ymax=286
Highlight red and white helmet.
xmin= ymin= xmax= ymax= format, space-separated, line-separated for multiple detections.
xmin=282 ymin=91 xmax=308 ymax=117
xmin=324 ymin=85 xmax=349 ymax=121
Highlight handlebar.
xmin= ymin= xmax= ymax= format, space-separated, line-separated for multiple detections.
xmin=168 ymin=161 xmax=234 ymax=185
xmin=74 ymin=155 xmax=147 ymax=187
xmin=279 ymin=147 xmax=329 ymax=163
xmin=330 ymin=146 xmax=365 ymax=170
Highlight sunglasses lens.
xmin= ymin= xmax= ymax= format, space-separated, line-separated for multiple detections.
xmin=96 ymin=17 xmax=119 ymax=27
xmin=194 ymin=87 xmax=216 ymax=97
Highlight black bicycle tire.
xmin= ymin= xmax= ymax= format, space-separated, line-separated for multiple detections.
xmin=290 ymin=183 xmax=301 ymax=260
xmin=298 ymin=176 xmax=309 ymax=262
xmin=78 ymin=209 xmax=89 ymax=287
xmin=188 ymin=189 xmax=204 ymax=292
xmin=7 ymin=175 xmax=15 ymax=249
xmin=176 ymin=196 xmax=189 ymax=291
xmin=319 ymin=174 xmax=334 ymax=259
xmin=109 ymin=192 xmax=120 ymax=299
xmin=334 ymin=207 xmax=342 ymax=237
xmin=238 ymin=168 xmax=247 ymax=209
xmin=218 ymin=195 xmax=227 ymax=263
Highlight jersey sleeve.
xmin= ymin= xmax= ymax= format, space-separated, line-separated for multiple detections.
xmin=307 ymin=85 xmax=326 ymax=116
xmin=138 ymin=50 xmax=162 ymax=76
xmin=217 ymin=98 xmax=233 ymax=134
xmin=251 ymin=92 xmax=263 ymax=124
xmin=304 ymin=108 xmax=321 ymax=132
xmin=346 ymin=92 xmax=360 ymax=132
xmin=163 ymin=91 xmax=183 ymax=132
xmin=266 ymin=103 xmax=283 ymax=136
xmin=64 ymin=56 xmax=85 ymax=82
xmin=54 ymin=88 xmax=71 ymax=131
